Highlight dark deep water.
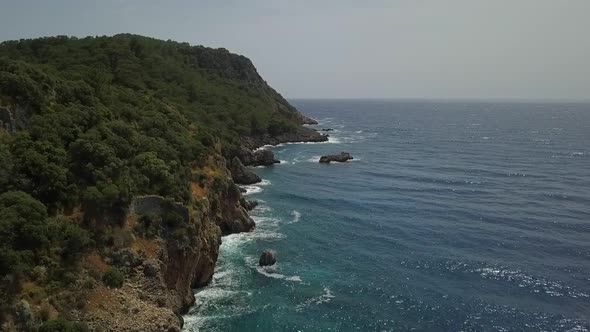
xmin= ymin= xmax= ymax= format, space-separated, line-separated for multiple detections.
xmin=184 ymin=100 xmax=590 ymax=331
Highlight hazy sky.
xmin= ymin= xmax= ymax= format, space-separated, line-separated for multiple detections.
xmin=0 ymin=0 xmax=588 ymax=100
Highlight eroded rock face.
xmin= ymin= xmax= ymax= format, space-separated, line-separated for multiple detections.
xmin=214 ymin=183 xmax=255 ymax=235
xmin=229 ymin=157 xmax=261 ymax=184
xmin=259 ymin=251 xmax=276 ymax=266
xmin=319 ymin=152 xmax=353 ymax=163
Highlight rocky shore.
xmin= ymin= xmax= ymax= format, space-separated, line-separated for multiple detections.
xmin=241 ymin=126 xmax=328 ymax=151
xmin=90 ymin=119 xmax=325 ymax=331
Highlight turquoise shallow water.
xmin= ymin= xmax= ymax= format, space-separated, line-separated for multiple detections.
xmin=184 ymin=100 xmax=590 ymax=331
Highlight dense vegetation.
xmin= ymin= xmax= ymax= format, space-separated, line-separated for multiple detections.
xmin=0 ymin=34 xmax=303 ymax=327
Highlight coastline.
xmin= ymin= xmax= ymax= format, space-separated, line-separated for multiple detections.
xmin=182 ymin=118 xmax=330 ymax=330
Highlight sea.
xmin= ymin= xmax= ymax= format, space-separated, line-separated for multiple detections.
xmin=183 ymin=99 xmax=590 ymax=331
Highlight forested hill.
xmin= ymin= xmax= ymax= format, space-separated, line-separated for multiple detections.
xmin=0 ymin=33 xmax=309 ymax=206
xmin=0 ymin=34 xmax=315 ymax=331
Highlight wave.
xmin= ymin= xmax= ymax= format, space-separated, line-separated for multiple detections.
xmin=279 ymin=139 xmax=340 ymax=145
xmin=255 ymin=266 xmax=302 ymax=282
xmin=242 ymin=256 xmax=302 ymax=282
xmin=328 ymin=136 xmax=342 ymax=144
xmin=296 ymin=287 xmax=335 ymax=311
xmin=254 ymin=144 xmax=274 ymax=152
xmin=474 ymin=266 xmax=590 ymax=299
xmin=307 ymin=155 xmax=321 ymax=163
xmin=403 ymin=259 xmax=590 ymax=300
xmin=240 ymin=179 xmax=271 ymax=196
xmin=241 ymin=185 xmax=263 ymax=195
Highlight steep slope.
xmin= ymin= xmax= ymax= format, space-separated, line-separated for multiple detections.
xmin=0 ymin=34 xmax=324 ymax=331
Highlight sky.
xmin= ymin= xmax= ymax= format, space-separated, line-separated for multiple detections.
xmin=0 ymin=0 xmax=588 ymax=100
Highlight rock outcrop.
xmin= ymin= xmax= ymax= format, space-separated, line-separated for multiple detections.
xmin=259 ymin=251 xmax=277 ymax=266
xmin=242 ymin=126 xmax=328 ymax=150
xmin=240 ymin=198 xmax=258 ymax=211
xmin=229 ymin=157 xmax=261 ymax=184
xmin=252 ymin=148 xmax=280 ymax=166
xmin=319 ymin=152 xmax=354 ymax=163
xmin=0 ymin=106 xmax=15 ymax=132
xmin=301 ymin=115 xmax=318 ymax=125
xmin=214 ymin=183 xmax=256 ymax=235
xmin=235 ymin=147 xmax=280 ymax=167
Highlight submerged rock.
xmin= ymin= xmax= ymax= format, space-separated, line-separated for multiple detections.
xmin=230 ymin=157 xmax=261 ymax=184
xmin=259 ymin=250 xmax=277 ymax=266
xmin=320 ymin=128 xmax=334 ymax=131
xmin=319 ymin=152 xmax=353 ymax=163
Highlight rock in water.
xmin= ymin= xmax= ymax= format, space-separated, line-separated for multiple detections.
xmin=319 ymin=152 xmax=354 ymax=163
xmin=259 ymin=250 xmax=277 ymax=266
xmin=252 ymin=148 xmax=280 ymax=166
xmin=230 ymin=157 xmax=261 ymax=184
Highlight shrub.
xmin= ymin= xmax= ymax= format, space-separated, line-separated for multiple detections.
xmin=39 ymin=319 xmax=89 ymax=332
xmin=102 ymin=267 xmax=124 ymax=288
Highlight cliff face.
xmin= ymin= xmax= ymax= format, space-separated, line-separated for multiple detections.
xmin=74 ymin=155 xmax=253 ymax=331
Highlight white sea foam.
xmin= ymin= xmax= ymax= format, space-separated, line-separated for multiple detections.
xmin=241 ymin=185 xmax=263 ymax=195
xmin=240 ymin=179 xmax=271 ymax=196
xmin=254 ymin=144 xmax=274 ymax=152
xmin=328 ymin=136 xmax=342 ymax=144
xmin=255 ymin=204 xmax=272 ymax=213
xmin=255 ymin=266 xmax=301 ymax=282
xmin=296 ymin=287 xmax=335 ymax=311
xmin=243 ymin=255 xmax=302 ymax=282
xmin=290 ymin=210 xmax=301 ymax=223
xmin=286 ymin=276 xmax=302 ymax=282
xmin=307 ymin=156 xmax=321 ymax=163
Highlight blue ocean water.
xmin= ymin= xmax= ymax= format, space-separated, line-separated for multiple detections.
xmin=184 ymin=100 xmax=590 ymax=331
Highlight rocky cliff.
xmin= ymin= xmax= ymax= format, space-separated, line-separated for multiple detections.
xmin=0 ymin=34 xmax=322 ymax=332
xmin=68 ymin=155 xmax=255 ymax=331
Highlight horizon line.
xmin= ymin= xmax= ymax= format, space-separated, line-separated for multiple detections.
xmin=286 ymin=97 xmax=590 ymax=103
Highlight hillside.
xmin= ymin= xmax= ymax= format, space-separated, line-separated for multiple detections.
xmin=0 ymin=34 xmax=324 ymax=331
